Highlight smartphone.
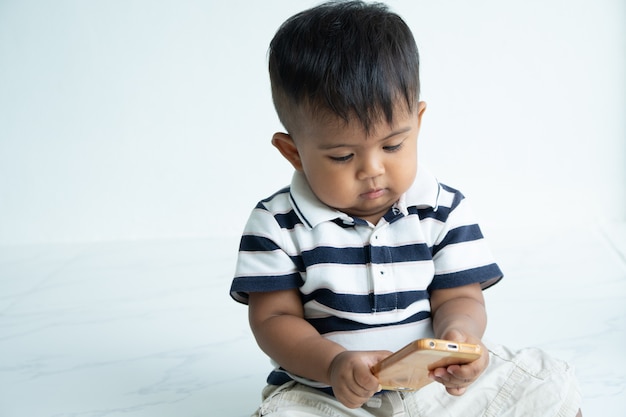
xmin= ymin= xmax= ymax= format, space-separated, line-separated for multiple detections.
xmin=371 ymin=338 xmax=482 ymax=391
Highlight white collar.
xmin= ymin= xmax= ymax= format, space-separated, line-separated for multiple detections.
xmin=289 ymin=166 xmax=441 ymax=230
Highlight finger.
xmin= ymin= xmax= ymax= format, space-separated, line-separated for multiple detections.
xmin=430 ymin=367 xmax=453 ymax=387
xmin=431 ymin=367 xmax=450 ymax=381
xmin=336 ymin=386 xmax=368 ymax=409
xmin=338 ymin=395 xmax=364 ymax=409
xmin=446 ymin=364 xmax=477 ymax=380
xmin=437 ymin=376 xmax=471 ymax=392
xmin=342 ymin=375 xmax=375 ymax=405
xmin=445 ymin=366 xmax=476 ymax=386
xmin=346 ymin=383 xmax=372 ymax=401
xmin=371 ymin=350 xmax=394 ymax=363
xmin=431 ymin=367 xmax=473 ymax=390
xmin=446 ymin=351 xmax=487 ymax=380
xmin=354 ymin=363 xmax=380 ymax=392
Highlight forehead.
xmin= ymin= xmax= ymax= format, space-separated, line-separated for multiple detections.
xmin=293 ymin=104 xmax=416 ymax=144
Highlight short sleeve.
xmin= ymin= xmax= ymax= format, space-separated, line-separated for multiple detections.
xmin=230 ymin=205 xmax=304 ymax=304
xmin=426 ymin=187 xmax=503 ymax=292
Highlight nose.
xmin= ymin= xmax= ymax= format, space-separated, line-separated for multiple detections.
xmin=357 ymin=153 xmax=385 ymax=180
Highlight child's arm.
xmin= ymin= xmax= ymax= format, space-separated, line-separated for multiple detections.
xmin=429 ymin=282 xmax=489 ymax=395
xmin=248 ymin=289 xmax=390 ymax=409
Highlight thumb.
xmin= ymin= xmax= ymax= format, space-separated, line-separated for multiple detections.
xmin=373 ymin=350 xmax=393 ymax=361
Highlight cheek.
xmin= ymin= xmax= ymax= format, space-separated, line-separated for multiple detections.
xmin=392 ymin=152 xmax=417 ymax=185
xmin=307 ymin=166 xmax=353 ymax=203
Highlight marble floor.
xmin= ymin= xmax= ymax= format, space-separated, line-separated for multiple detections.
xmin=0 ymin=221 xmax=624 ymax=417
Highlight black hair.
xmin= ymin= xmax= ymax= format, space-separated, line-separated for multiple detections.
xmin=268 ymin=0 xmax=420 ymax=135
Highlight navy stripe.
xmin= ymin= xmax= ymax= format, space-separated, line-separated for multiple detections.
xmin=432 ymin=224 xmax=484 ymax=256
xmin=267 ymin=369 xmax=293 ymax=386
xmin=239 ymin=241 xmax=432 ymax=271
xmin=372 ymin=243 xmax=432 ymax=263
xmin=411 ymin=185 xmax=465 ymax=223
xmin=371 ymin=290 xmax=429 ymax=313
xmin=267 ymin=370 xmax=336 ymax=396
xmin=382 ymin=207 xmax=403 ymax=224
xmin=308 ymin=310 xmax=431 ymax=335
xmin=230 ymin=273 xmax=303 ymax=298
xmin=239 ymin=235 xmax=306 ymax=273
xmin=429 ymin=263 xmax=503 ymax=291
xmin=301 ymin=245 xmax=369 ymax=265
xmin=259 ymin=186 xmax=290 ymax=205
xmin=289 ymin=192 xmax=313 ymax=229
xmin=331 ymin=218 xmax=356 ymax=228
xmin=239 ymin=235 xmax=280 ymax=252
xmin=297 ymin=244 xmax=432 ymax=267
xmin=302 ymin=289 xmax=429 ymax=314
xmin=414 ymin=205 xmax=452 ymax=223
xmin=440 ymin=184 xmax=465 ymax=210
xmin=275 ymin=210 xmax=303 ymax=230
xmin=267 ymin=369 xmax=298 ymax=387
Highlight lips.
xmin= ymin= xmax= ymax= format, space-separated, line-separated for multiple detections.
xmin=360 ymin=188 xmax=386 ymax=200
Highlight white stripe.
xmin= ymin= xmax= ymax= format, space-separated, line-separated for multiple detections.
xmin=326 ymin=318 xmax=434 ymax=352
xmin=304 ymin=298 xmax=431 ymax=325
xmin=434 ymin=239 xmax=496 ymax=275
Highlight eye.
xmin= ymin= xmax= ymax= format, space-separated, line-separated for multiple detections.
xmin=383 ymin=142 xmax=403 ymax=152
xmin=329 ymin=154 xmax=354 ymax=163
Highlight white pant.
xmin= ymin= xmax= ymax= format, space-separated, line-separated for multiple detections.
xmin=252 ymin=344 xmax=581 ymax=417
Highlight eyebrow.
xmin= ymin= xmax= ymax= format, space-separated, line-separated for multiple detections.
xmin=318 ymin=126 xmax=413 ymax=150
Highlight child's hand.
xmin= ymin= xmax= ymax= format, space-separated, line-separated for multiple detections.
xmin=429 ymin=329 xmax=489 ymax=396
xmin=328 ymin=350 xmax=391 ymax=409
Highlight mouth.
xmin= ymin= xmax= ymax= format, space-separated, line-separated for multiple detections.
xmin=360 ymin=188 xmax=386 ymax=200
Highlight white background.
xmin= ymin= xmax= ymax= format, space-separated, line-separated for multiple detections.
xmin=0 ymin=3 xmax=625 ymax=416
xmin=1 ymin=0 xmax=624 ymax=245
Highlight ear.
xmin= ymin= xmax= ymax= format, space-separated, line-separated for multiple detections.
xmin=271 ymin=132 xmax=303 ymax=171
xmin=416 ymin=101 xmax=427 ymax=129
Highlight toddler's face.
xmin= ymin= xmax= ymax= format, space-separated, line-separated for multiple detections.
xmin=275 ymin=102 xmax=426 ymax=225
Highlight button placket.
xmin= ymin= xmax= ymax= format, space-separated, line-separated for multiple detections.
xmin=374 ymin=230 xmax=392 ymax=277
xmin=369 ymin=226 xmax=398 ymax=312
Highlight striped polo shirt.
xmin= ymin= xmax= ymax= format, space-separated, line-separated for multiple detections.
xmin=230 ymin=167 xmax=502 ymax=388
